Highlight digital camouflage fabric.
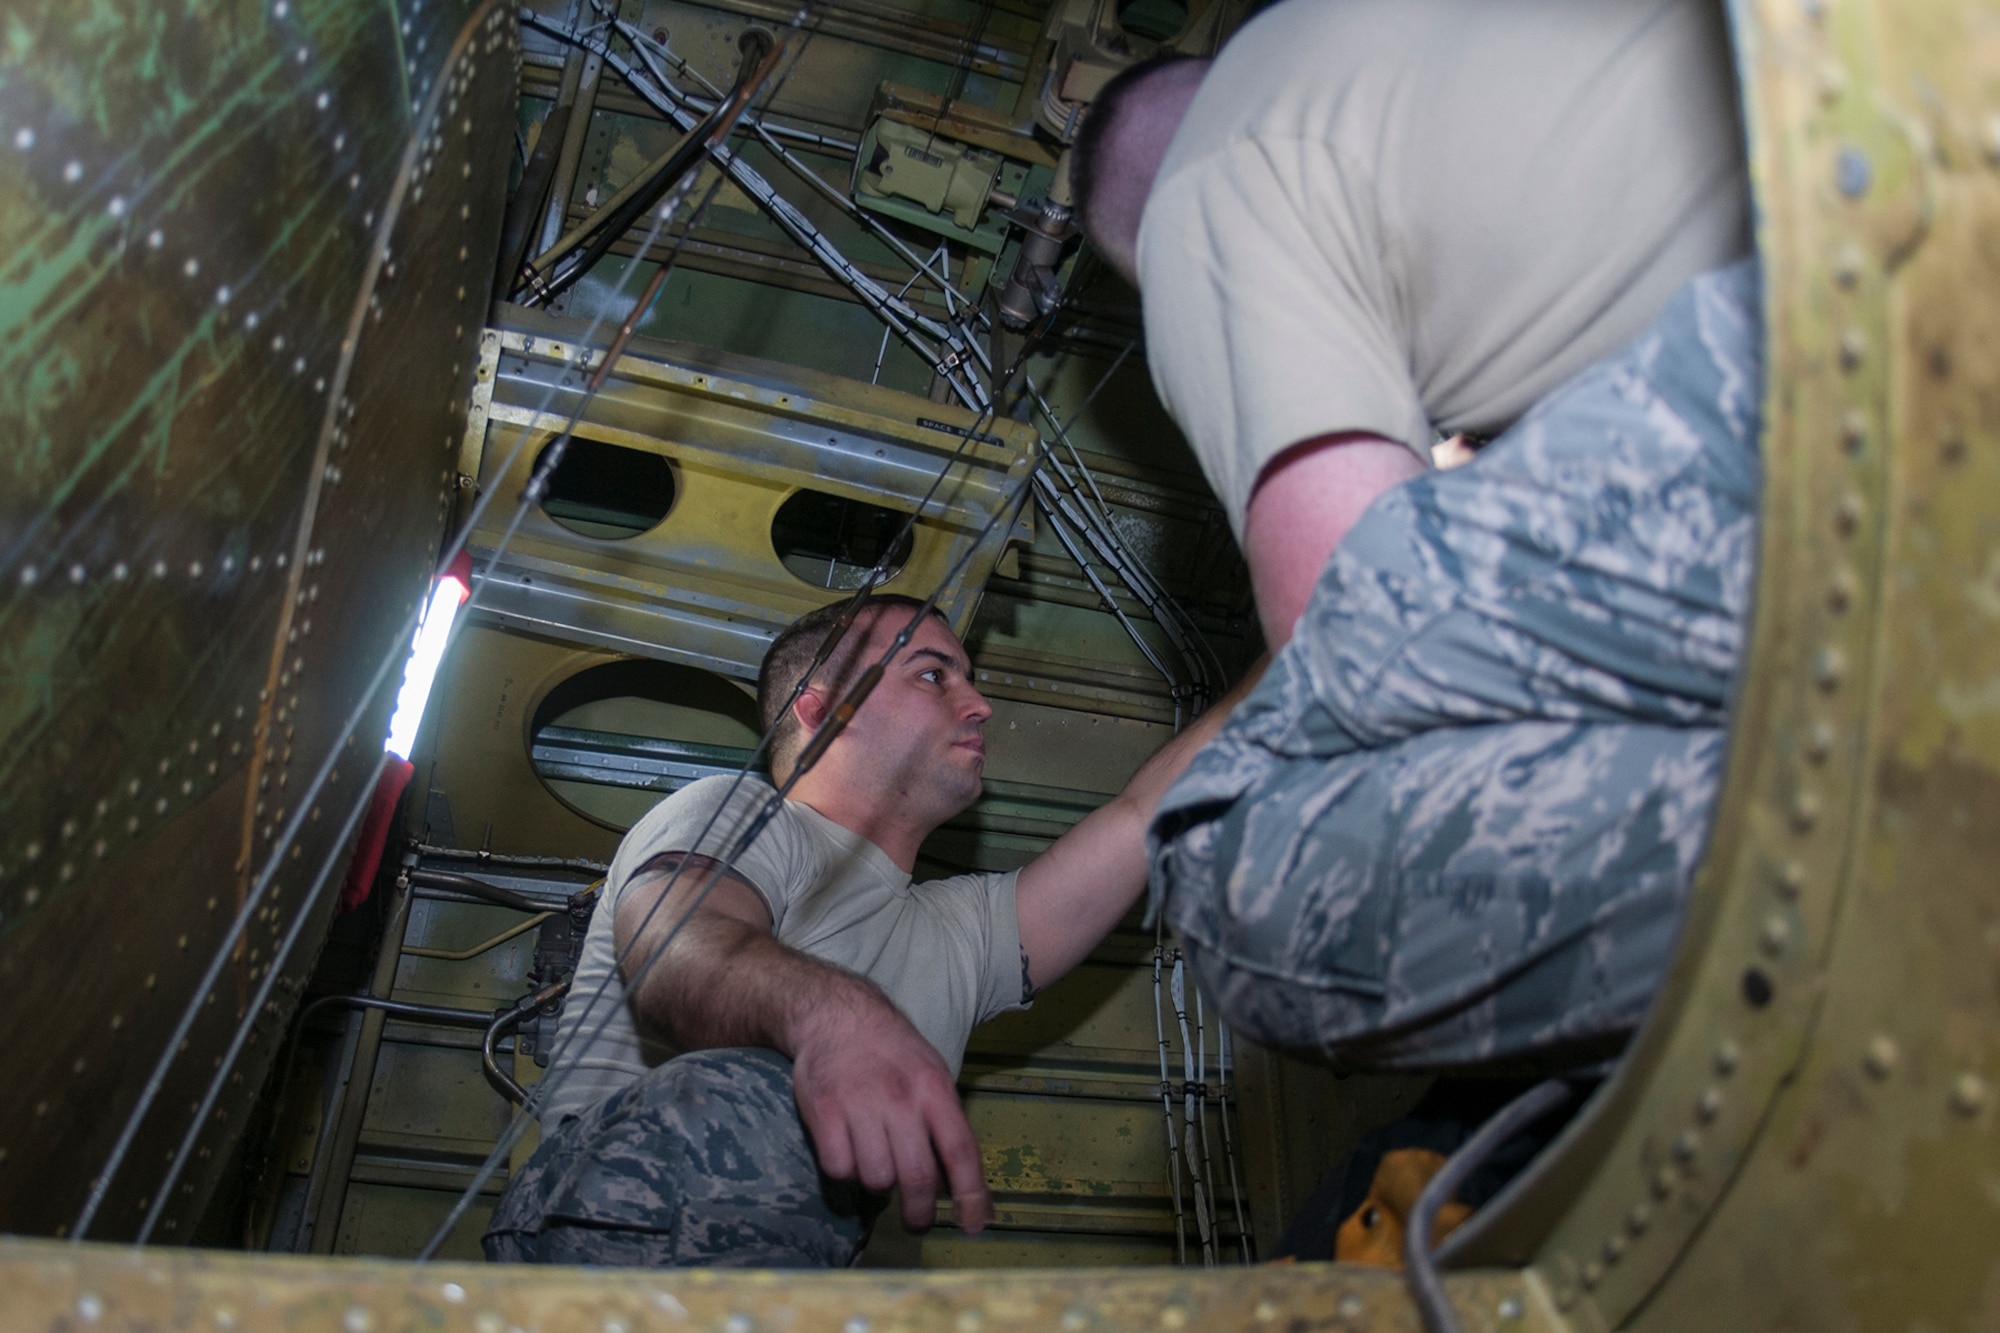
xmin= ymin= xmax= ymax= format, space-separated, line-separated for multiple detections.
xmin=1149 ymin=260 xmax=1763 ymax=1071
xmin=485 ymin=1048 xmax=880 ymax=1267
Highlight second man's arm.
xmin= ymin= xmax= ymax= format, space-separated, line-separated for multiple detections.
xmin=1013 ymin=656 xmax=1268 ymax=994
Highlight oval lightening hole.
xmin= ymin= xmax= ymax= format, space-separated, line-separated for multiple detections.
xmin=771 ymin=489 xmax=913 ymax=590
xmin=534 ymin=438 xmax=675 ymax=539
xmin=529 ymin=660 xmax=763 ymax=831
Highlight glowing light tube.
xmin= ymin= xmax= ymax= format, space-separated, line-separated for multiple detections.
xmin=383 ymin=569 xmax=471 ymax=760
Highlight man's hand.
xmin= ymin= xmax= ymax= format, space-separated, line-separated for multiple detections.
xmin=788 ymin=993 xmax=993 ymax=1233
xmin=616 ymin=852 xmax=993 ymax=1233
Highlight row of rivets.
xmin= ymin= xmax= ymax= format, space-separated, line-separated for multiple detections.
xmin=15 ymin=549 xmax=288 ymax=590
xmin=28 ymin=0 xmax=504 ymax=1238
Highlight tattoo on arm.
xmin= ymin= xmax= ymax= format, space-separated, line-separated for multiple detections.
xmin=1020 ymin=946 xmax=1036 ymax=1004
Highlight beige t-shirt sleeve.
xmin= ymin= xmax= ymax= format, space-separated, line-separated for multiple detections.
xmin=918 ymin=867 xmax=1028 ymax=1027
xmin=1138 ymin=135 xmax=1433 ymax=541
xmin=607 ymin=775 xmax=802 ymax=928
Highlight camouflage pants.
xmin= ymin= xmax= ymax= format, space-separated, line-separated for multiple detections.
xmin=483 ymin=1047 xmax=880 ymax=1267
xmin=1149 ymin=258 xmax=1762 ymax=1071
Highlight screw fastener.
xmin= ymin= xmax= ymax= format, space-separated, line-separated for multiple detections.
xmin=1761 ymin=914 xmax=1791 ymax=956
xmin=1864 ymin=1035 xmax=1899 ymax=1080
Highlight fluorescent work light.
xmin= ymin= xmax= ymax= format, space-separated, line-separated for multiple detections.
xmin=383 ymin=564 xmax=472 ymax=760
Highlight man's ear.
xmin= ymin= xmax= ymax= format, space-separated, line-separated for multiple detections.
xmin=791 ymin=684 xmax=829 ymax=736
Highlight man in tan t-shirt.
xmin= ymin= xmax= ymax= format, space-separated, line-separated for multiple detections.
xmin=1073 ymin=0 xmax=1762 ymax=1070
xmin=486 ymin=595 xmax=1258 ymax=1266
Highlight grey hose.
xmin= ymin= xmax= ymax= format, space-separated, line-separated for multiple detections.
xmin=1404 ymin=1078 xmax=1575 ymax=1333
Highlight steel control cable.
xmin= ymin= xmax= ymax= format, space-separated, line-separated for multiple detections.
xmin=77 ymin=8 xmax=807 ymax=1244
xmin=413 ymin=331 xmax=1060 ymax=1259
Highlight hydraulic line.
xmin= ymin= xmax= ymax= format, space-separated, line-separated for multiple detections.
xmin=404 ymin=875 xmax=596 ymax=959
xmin=1027 ymin=379 xmax=1224 ymax=698
xmin=415 ymin=845 xmax=608 ymax=875
xmin=871 ymin=255 xmax=935 ymax=385
xmin=408 ymin=867 xmax=547 ymax=915
xmin=483 ymin=980 xmax=570 ymax=1105
xmin=417 ymin=294 xmax=1074 ymax=1258
xmin=1405 ymin=1079 xmax=1575 ymax=1333
xmin=525 ymin=13 xmax=986 ymax=406
xmin=610 ymin=16 xmax=983 ymax=316
xmin=1148 ymin=917 xmax=1250 ymax=1266
xmin=1031 ymin=456 xmax=1208 ymax=689
xmin=1215 ymin=1021 xmax=1253 ymax=1262
xmin=81 ymin=8 xmax=798 ymax=1244
xmin=1034 ymin=484 xmax=1189 ymax=729
xmin=529 ymin=27 xmax=775 ymax=307
xmin=494 ymin=102 xmax=574 ymax=300
xmin=1192 ymin=983 xmax=1223 ymax=1262
xmin=527 ymin=132 xmax=696 ymax=281
xmin=1170 ymin=952 xmax=1217 ymax=1264
xmin=402 ymin=912 xmax=551 ymax=961
xmin=1030 ymin=457 xmax=1211 ymax=713
xmin=1152 ymin=928 xmax=1190 ymax=1265
xmin=276 ymin=991 xmax=523 ymax=1250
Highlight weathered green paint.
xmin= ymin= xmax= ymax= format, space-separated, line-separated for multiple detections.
xmin=0 ymin=0 xmax=516 ymax=1240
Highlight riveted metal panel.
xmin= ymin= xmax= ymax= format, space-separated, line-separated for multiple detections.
xmin=463 ymin=309 xmax=1036 ymax=680
xmin=1443 ymin=2 xmax=2000 ymax=1330
xmin=0 ymin=1236 xmax=1550 ymax=1332
xmin=0 ymin=0 xmax=516 ymax=1239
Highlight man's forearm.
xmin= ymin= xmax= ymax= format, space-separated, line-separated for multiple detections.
xmin=1107 ymin=653 xmax=1270 ymax=821
xmin=624 ymin=901 xmax=889 ymax=1058
xmin=1014 ymin=655 xmax=1269 ymax=989
xmin=614 ymin=868 xmax=994 ymax=1231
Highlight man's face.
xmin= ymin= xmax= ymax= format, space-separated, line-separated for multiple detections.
xmin=812 ymin=607 xmax=992 ymax=818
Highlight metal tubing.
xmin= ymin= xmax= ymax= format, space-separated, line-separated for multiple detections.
xmin=295 ymin=994 xmax=495 ymax=1033
xmin=1405 ymin=1079 xmax=1574 ymax=1333
xmin=536 ymin=42 xmax=605 ymax=258
xmin=482 ymin=981 xmax=570 ymax=1106
xmin=533 ymin=28 xmax=774 ymax=306
xmin=408 ymin=868 xmax=547 ymax=915
xmin=303 ymin=879 xmax=417 ymax=1254
xmin=612 ymin=20 xmax=981 ymax=314
xmin=402 ymin=912 xmax=552 ymax=962
xmin=415 ymin=845 xmax=609 ymax=875
xmin=494 ymin=103 xmax=573 ymax=301
xmin=523 ymin=14 xmax=975 ymax=390
xmin=527 ymin=133 xmax=684 ymax=276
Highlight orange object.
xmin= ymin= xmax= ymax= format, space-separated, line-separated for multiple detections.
xmin=1332 ymin=1147 xmax=1474 ymax=1268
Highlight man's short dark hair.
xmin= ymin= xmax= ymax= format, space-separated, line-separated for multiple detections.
xmin=1070 ymin=52 xmax=1207 ymax=234
xmin=756 ymin=594 xmax=947 ymax=784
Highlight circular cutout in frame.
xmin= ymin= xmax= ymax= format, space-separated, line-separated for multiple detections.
xmin=533 ymin=438 xmax=677 ymax=539
xmin=529 ymin=659 xmax=763 ymax=831
xmin=771 ymin=488 xmax=914 ymax=590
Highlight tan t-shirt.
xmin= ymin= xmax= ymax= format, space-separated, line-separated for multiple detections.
xmin=541 ymin=775 xmax=1025 ymax=1124
xmin=1136 ymin=0 xmax=1752 ymax=540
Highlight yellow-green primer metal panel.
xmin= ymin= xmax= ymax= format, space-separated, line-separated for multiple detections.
xmin=3 ymin=0 xmax=1997 ymax=1327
